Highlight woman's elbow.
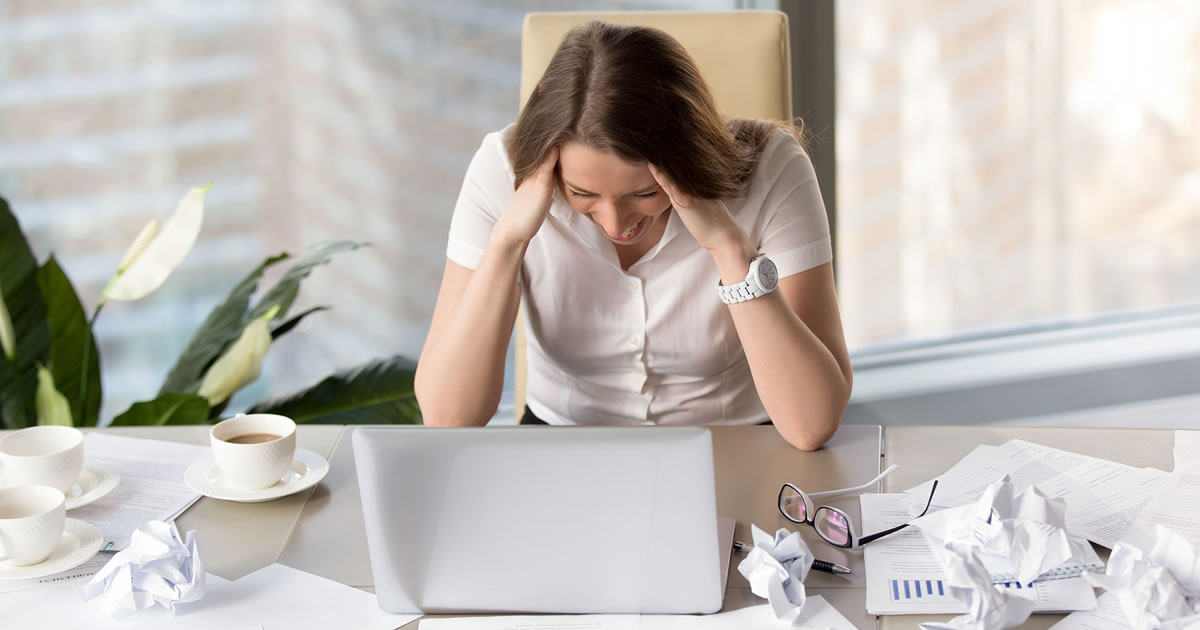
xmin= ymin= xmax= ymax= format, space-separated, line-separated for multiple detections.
xmin=780 ymin=417 xmax=841 ymax=451
xmin=414 ymin=367 xmax=496 ymax=427
xmin=776 ymin=383 xmax=851 ymax=451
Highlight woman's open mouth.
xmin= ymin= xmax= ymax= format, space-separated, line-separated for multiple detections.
xmin=611 ymin=216 xmax=649 ymax=242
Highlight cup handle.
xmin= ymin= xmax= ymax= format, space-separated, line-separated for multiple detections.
xmin=0 ymin=530 xmax=8 ymax=563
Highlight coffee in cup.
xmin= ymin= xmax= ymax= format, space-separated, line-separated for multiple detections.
xmin=0 ymin=426 xmax=85 ymax=494
xmin=0 ymin=485 xmax=66 ymax=567
xmin=210 ymin=413 xmax=297 ymax=490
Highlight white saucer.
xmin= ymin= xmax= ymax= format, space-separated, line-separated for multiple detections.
xmin=184 ymin=448 xmax=330 ymax=503
xmin=0 ymin=464 xmax=120 ymax=511
xmin=66 ymin=463 xmax=120 ymax=510
xmin=0 ymin=519 xmax=104 ymax=580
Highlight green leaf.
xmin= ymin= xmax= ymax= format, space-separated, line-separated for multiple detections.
xmin=110 ymin=393 xmax=211 ymax=426
xmin=37 ymin=257 xmax=101 ymax=427
xmin=158 ymin=253 xmax=289 ymax=396
xmin=270 ymin=306 xmax=330 ymax=340
xmin=0 ymin=197 xmax=51 ymax=429
xmin=247 ymin=355 xmax=421 ymax=425
xmin=159 ymin=241 xmax=363 ymax=399
xmin=247 ymin=241 xmax=365 ymax=322
xmin=35 ymin=365 xmax=73 ymax=426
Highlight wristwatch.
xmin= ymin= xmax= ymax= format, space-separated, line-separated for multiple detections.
xmin=716 ymin=254 xmax=778 ymax=304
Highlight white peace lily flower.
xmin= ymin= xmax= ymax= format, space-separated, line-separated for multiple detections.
xmin=103 ymin=186 xmax=209 ymax=303
xmin=117 ymin=219 xmax=160 ymax=272
xmin=35 ymin=365 xmax=74 ymax=426
xmin=0 ymin=284 xmax=15 ymax=361
xmin=197 ymin=306 xmax=278 ymax=407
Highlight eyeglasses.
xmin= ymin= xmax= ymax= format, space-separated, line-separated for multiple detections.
xmin=778 ymin=465 xmax=939 ymax=549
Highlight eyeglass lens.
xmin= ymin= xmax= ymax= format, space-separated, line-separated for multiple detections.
xmin=814 ymin=507 xmax=851 ymax=546
xmin=780 ymin=486 xmax=808 ymax=522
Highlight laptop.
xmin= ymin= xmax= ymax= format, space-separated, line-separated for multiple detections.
xmin=352 ymin=426 xmax=732 ymax=614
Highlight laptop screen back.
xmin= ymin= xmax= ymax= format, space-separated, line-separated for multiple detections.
xmin=352 ymin=426 xmax=723 ymax=614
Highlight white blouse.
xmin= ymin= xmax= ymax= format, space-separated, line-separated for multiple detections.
xmin=445 ymin=124 xmax=832 ymax=426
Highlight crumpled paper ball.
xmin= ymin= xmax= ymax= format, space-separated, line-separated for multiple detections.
xmin=736 ymin=524 xmax=815 ymax=625
xmin=919 ymin=542 xmax=1036 ymax=630
xmin=82 ymin=520 xmax=205 ymax=619
xmin=912 ymin=477 xmax=1073 ymax=630
xmin=1083 ymin=524 xmax=1200 ymax=630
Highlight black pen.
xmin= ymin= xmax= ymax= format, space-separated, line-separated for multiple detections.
xmin=732 ymin=540 xmax=852 ymax=575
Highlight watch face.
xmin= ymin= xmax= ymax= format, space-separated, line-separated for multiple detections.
xmin=757 ymin=257 xmax=778 ymax=290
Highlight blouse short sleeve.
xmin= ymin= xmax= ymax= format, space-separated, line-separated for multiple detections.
xmin=752 ymin=131 xmax=834 ymax=278
xmin=445 ymin=130 xmax=515 ymax=270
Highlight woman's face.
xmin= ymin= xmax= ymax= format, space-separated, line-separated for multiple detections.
xmin=558 ymin=142 xmax=672 ymax=247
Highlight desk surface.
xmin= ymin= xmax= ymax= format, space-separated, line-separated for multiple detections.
xmin=13 ymin=423 xmax=1175 ymax=629
xmin=88 ymin=425 xmax=345 ymax=580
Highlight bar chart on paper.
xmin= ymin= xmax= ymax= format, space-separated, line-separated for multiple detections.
xmin=888 ymin=578 xmax=1035 ymax=603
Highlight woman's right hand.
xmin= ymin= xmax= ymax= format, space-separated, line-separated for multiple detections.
xmin=492 ymin=146 xmax=559 ymax=247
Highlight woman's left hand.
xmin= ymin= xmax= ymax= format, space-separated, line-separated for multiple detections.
xmin=648 ymin=164 xmax=755 ymax=259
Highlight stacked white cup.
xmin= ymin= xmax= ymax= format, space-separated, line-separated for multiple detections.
xmin=0 ymin=426 xmax=85 ymax=567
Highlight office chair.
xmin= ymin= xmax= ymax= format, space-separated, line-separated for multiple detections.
xmin=515 ymin=10 xmax=794 ymax=421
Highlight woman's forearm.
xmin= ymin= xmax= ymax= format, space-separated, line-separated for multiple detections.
xmin=712 ymin=241 xmax=852 ymax=451
xmin=415 ymin=234 xmax=527 ymax=426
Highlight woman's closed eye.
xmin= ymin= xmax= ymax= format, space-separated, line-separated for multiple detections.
xmin=568 ymin=190 xmax=659 ymax=199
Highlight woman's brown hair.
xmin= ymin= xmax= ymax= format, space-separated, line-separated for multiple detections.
xmin=506 ymin=20 xmax=805 ymax=199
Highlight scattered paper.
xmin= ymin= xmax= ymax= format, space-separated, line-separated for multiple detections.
xmin=911 ymin=477 xmax=1100 ymax=585
xmin=71 ymin=434 xmax=207 ymax=550
xmin=0 ymin=552 xmax=112 ymax=594
xmin=83 ymin=520 xmax=204 ymax=618
xmin=0 ymin=564 xmax=420 ymax=629
xmin=904 ymin=440 xmax=1168 ymax=548
xmin=1050 ymin=592 xmax=1143 ymax=630
xmin=1082 ymin=524 xmax=1200 ymax=629
xmin=175 ymin=563 xmax=420 ymax=630
xmin=735 ymin=525 xmax=814 ymax=624
xmin=861 ymin=493 xmax=1097 ymax=616
xmin=1174 ymin=431 xmax=1200 ymax=472
xmin=0 ymin=574 xmax=233 ymax=630
xmin=416 ymin=597 xmax=857 ymax=629
xmin=1132 ymin=433 xmax=1200 ymax=549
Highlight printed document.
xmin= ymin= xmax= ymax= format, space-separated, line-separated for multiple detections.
xmin=1131 ymin=430 xmax=1200 ymax=547
xmin=861 ymin=493 xmax=1097 ymax=616
xmin=1048 ymin=592 xmax=1129 ymax=630
xmin=69 ymin=433 xmax=207 ymax=550
xmin=0 ymin=552 xmax=111 ymax=594
xmin=903 ymin=440 xmax=1168 ymax=547
xmin=0 ymin=564 xmax=421 ymax=630
xmin=416 ymin=596 xmax=858 ymax=629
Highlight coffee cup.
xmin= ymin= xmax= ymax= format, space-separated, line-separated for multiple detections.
xmin=0 ymin=485 xmax=67 ymax=567
xmin=210 ymin=413 xmax=297 ymax=490
xmin=0 ymin=426 xmax=85 ymax=493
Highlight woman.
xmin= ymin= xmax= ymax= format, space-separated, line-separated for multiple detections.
xmin=415 ymin=21 xmax=852 ymax=450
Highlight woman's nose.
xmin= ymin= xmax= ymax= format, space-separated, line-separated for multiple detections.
xmin=595 ymin=206 xmax=632 ymax=235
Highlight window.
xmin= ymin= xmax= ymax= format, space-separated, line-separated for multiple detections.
xmin=835 ymin=1 xmax=1200 ymax=351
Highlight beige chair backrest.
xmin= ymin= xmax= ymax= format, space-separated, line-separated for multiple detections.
xmin=515 ymin=10 xmax=794 ymax=421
